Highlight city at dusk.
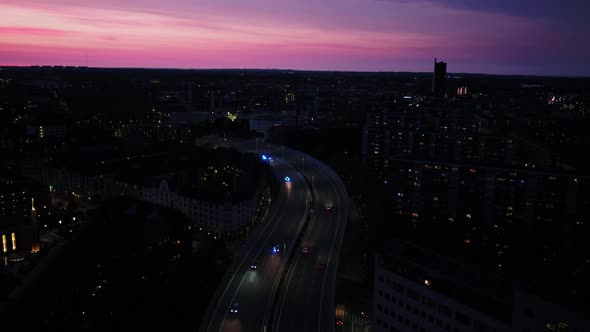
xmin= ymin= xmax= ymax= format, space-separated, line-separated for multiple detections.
xmin=1 ymin=1 xmax=590 ymax=332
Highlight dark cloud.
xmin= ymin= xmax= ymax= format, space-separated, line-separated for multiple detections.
xmin=383 ymin=0 xmax=588 ymax=22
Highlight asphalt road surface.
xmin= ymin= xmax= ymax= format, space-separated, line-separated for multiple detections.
xmin=199 ymin=142 xmax=348 ymax=332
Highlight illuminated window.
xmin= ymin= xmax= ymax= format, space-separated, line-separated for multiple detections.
xmin=466 ymin=213 xmax=472 ymax=219
xmin=2 ymin=235 xmax=6 ymax=253
xmin=11 ymin=233 xmax=15 ymax=250
xmin=557 ymin=322 xmax=569 ymax=332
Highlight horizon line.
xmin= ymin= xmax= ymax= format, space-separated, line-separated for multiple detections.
xmin=1 ymin=65 xmax=588 ymax=79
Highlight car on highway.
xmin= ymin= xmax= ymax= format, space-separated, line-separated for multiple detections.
xmin=302 ymin=247 xmax=309 ymax=255
xmin=284 ymin=176 xmax=291 ymax=182
xmin=250 ymin=262 xmax=258 ymax=270
xmin=230 ymin=302 xmax=239 ymax=314
xmin=324 ymin=202 xmax=333 ymax=211
xmin=272 ymin=245 xmax=281 ymax=254
xmin=336 ymin=318 xmax=344 ymax=327
xmin=317 ymin=263 xmax=327 ymax=269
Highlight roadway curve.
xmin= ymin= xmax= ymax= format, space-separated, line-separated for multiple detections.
xmin=199 ymin=141 xmax=348 ymax=332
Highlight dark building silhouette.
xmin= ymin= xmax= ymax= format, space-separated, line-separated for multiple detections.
xmin=432 ymin=58 xmax=447 ymax=96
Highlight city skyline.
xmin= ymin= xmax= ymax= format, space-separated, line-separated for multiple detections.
xmin=1 ymin=0 xmax=589 ymax=76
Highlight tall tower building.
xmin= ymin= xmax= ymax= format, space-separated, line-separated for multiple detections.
xmin=31 ymin=198 xmax=40 ymax=253
xmin=432 ymin=58 xmax=447 ymax=97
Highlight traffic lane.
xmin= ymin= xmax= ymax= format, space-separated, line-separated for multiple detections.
xmin=300 ymin=161 xmax=348 ymax=332
xmin=319 ymin=184 xmax=349 ymax=332
xmin=276 ymin=201 xmax=338 ymax=332
xmin=215 ymin=190 xmax=307 ymax=332
xmin=201 ymin=179 xmax=289 ymax=332
xmin=220 ymin=209 xmax=305 ymax=332
xmin=215 ymin=163 xmax=310 ymax=331
xmin=219 ymin=196 xmax=308 ymax=332
xmin=203 ymin=161 xmax=307 ymax=332
xmin=201 ymin=158 xmax=294 ymax=323
xmin=274 ymin=174 xmax=341 ymax=331
xmin=270 ymin=174 xmax=325 ymax=332
xmin=246 ymin=147 xmax=349 ymax=332
xmin=203 ymin=143 xmax=346 ymax=332
xmin=274 ymin=223 xmax=331 ymax=331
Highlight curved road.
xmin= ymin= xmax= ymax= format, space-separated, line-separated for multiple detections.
xmin=271 ymin=151 xmax=349 ymax=332
xmin=199 ymin=141 xmax=348 ymax=332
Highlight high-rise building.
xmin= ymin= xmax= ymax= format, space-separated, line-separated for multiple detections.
xmin=432 ymin=58 xmax=447 ymax=97
xmin=373 ymin=241 xmax=590 ymax=332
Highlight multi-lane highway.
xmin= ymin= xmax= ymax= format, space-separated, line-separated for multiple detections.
xmin=199 ymin=141 xmax=348 ymax=332
xmin=270 ymin=151 xmax=349 ymax=332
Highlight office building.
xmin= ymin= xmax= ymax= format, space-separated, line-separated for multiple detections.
xmin=433 ymin=58 xmax=447 ymax=97
xmin=373 ymin=241 xmax=590 ymax=332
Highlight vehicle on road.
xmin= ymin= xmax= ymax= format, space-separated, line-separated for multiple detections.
xmin=250 ymin=262 xmax=258 ymax=270
xmin=230 ymin=303 xmax=239 ymax=314
xmin=272 ymin=245 xmax=281 ymax=254
xmin=336 ymin=318 xmax=344 ymax=327
xmin=302 ymin=247 xmax=309 ymax=255
xmin=324 ymin=202 xmax=333 ymax=211
xmin=284 ymin=176 xmax=291 ymax=182
xmin=317 ymin=263 xmax=327 ymax=269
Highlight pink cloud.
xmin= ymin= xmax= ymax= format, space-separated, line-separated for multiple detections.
xmin=0 ymin=26 xmax=67 ymax=36
xmin=100 ymin=35 xmax=118 ymax=41
xmin=0 ymin=0 xmax=587 ymax=75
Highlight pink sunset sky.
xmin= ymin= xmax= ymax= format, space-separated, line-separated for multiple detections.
xmin=1 ymin=0 xmax=588 ymax=75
